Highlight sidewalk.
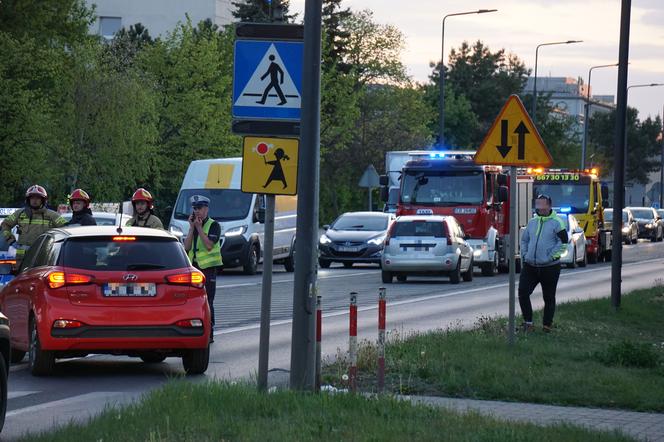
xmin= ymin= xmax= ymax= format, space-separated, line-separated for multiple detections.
xmin=407 ymin=395 xmax=664 ymax=442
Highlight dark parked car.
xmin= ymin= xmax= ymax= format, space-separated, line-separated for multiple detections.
xmin=319 ymin=212 xmax=395 ymax=268
xmin=628 ymin=207 xmax=663 ymax=242
xmin=604 ymin=208 xmax=638 ymax=245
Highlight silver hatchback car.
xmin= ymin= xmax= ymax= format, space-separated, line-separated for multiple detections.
xmin=381 ymin=216 xmax=474 ymax=284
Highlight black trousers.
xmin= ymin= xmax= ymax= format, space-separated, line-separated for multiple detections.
xmin=196 ymin=266 xmax=218 ymax=328
xmin=518 ymin=263 xmax=561 ymax=327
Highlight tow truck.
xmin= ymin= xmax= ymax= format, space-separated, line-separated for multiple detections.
xmin=380 ymin=152 xmax=533 ymax=276
xmin=529 ymin=168 xmax=612 ymax=263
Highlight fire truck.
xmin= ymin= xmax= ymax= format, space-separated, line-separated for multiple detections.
xmin=380 ymin=151 xmax=533 ymax=276
xmin=529 ymin=168 xmax=612 ymax=263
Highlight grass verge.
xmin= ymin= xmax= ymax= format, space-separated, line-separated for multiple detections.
xmin=22 ymin=381 xmax=633 ymax=442
xmin=324 ymin=286 xmax=664 ymax=411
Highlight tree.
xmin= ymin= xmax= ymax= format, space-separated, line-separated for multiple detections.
xmin=589 ymin=108 xmax=663 ymax=184
xmin=0 ymin=33 xmax=68 ymax=205
xmin=341 ymin=10 xmax=408 ymax=88
xmin=138 ymin=20 xmax=241 ymax=206
xmin=0 ymin=0 xmax=94 ymax=47
xmin=420 ymin=75 xmax=479 ymax=148
xmin=59 ymin=42 xmax=159 ymax=202
xmin=431 ymin=40 xmax=529 ymax=145
xmin=103 ymin=23 xmax=155 ymax=72
xmin=231 ymin=0 xmax=296 ymax=23
xmin=322 ymin=0 xmax=352 ymax=71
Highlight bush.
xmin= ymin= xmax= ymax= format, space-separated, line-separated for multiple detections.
xmin=594 ymin=340 xmax=660 ymax=368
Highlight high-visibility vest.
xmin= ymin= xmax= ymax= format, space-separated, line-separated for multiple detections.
xmin=188 ymin=218 xmax=222 ymax=269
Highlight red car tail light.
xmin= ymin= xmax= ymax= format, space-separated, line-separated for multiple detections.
xmin=166 ymin=271 xmax=206 ymax=288
xmin=0 ymin=259 xmax=16 ymax=265
xmin=175 ymin=319 xmax=204 ymax=328
xmin=53 ymin=319 xmax=84 ymax=329
xmin=47 ymin=272 xmax=94 ymax=289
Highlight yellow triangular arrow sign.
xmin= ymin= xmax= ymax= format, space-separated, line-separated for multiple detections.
xmin=474 ymin=95 xmax=553 ymax=167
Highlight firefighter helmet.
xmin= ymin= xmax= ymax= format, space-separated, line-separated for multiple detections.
xmin=26 ymin=185 xmax=48 ymax=200
xmin=131 ymin=188 xmax=154 ymax=209
xmin=68 ymin=189 xmax=91 ymax=207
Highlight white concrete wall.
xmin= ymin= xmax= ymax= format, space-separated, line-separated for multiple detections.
xmin=86 ymin=0 xmax=234 ymax=38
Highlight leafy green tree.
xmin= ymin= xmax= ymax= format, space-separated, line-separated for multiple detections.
xmin=341 ymin=10 xmax=408 ymax=88
xmin=60 ymin=42 xmax=159 ymax=202
xmin=0 ymin=33 xmax=68 ymax=205
xmin=0 ymin=0 xmax=94 ymax=46
xmin=589 ymin=108 xmax=663 ymax=184
xmin=322 ymin=0 xmax=352 ymax=72
xmin=138 ymin=20 xmax=241 ymax=206
xmin=231 ymin=0 xmax=296 ymax=23
xmin=103 ymin=23 xmax=155 ymax=72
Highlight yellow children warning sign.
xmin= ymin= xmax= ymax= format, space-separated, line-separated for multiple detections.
xmin=241 ymin=137 xmax=299 ymax=195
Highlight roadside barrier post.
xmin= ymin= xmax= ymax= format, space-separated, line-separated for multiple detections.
xmin=349 ymin=292 xmax=358 ymax=392
xmin=377 ymin=287 xmax=386 ymax=392
xmin=315 ymin=294 xmax=322 ymax=391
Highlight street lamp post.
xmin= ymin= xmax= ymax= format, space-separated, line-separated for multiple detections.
xmin=660 ymin=104 xmax=663 ymax=209
xmin=581 ymin=63 xmax=619 ymax=169
xmin=439 ymin=8 xmax=497 ymax=148
xmin=624 ymin=83 xmax=664 ymax=200
xmin=531 ymin=40 xmax=583 ymax=124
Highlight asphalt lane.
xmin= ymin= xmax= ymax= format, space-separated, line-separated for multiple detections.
xmin=2 ymin=239 xmax=663 ymax=440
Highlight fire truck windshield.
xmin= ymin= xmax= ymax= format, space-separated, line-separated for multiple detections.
xmin=532 ymin=177 xmax=591 ymax=213
xmin=400 ymin=170 xmax=483 ymax=206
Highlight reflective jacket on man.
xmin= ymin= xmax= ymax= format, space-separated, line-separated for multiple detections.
xmin=1 ymin=207 xmax=67 ymax=250
xmin=520 ymin=211 xmax=569 ymax=267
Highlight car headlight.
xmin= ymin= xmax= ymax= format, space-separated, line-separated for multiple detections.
xmin=169 ymin=225 xmax=183 ymax=236
xmin=319 ymin=234 xmax=332 ymax=245
xmin=621 ymin=227 xmax=630 ymax=233
xmin=646 ymin=223 xmax=654 ymax=229
xmin=561 ymin=250 xmax=569 ymax=258
xmin=473 ymin=249 xmax=482 ymax=257
xmin=224 ymin=225 xmax=247 ymax=237
xmin=368 ymin=235 xmax=386 ymax=246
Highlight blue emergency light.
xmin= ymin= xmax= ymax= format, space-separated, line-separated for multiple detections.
xmin=560 ymin=207 xmax=572 ymax=213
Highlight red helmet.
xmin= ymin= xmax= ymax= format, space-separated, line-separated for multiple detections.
xmin=131 ymin=188 xmax=154 ymax=209
xmin=68 ymin=189 xmax=91 ymax=206
xmin=26 ymin=185 xmax=48 ymax=200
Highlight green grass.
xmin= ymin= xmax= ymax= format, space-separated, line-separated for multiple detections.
xmin=324 ymin=287 xmax=664 ymax=412
xmin=22 ymin=381 xmax=633 ymax=442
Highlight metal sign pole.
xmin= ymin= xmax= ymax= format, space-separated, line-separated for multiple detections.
xmin=290 ymin=0 xmax=322 ymax=391
xmin=258 ymin=195 xmax=276 ymax=391
xmin=508 ymin=166 xmax=518 ymax=345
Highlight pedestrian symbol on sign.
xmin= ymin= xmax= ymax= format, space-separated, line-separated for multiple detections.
xmin=234 ymin=44 xmax=301 ymax=109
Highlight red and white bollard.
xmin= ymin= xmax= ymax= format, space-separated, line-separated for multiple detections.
xmin=349 ymin=292 xmax=358 ymax=392
xmin=377 ymin=287 xmax=386 ymax=392
xmin=315 ymin=294 xmax=322 ymax=392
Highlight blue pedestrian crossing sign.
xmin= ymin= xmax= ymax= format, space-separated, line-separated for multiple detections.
xmin=233 ymin=40 xmax=303 ymax=121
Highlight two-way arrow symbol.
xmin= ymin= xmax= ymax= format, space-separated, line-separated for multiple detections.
xmin=514 ymin=121 xmax=529 ymax=160
xmin=495 ymin=120 xmax=530 ymax=160
xmin=496 ymin=120 xmax=511 ymax=158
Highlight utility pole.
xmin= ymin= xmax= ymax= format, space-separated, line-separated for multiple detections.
xmin=290 ymin=0 xmax=322 ymax=391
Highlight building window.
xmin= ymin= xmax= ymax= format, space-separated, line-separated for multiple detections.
xmin=99 ymin=16 xmax=122 ymax=39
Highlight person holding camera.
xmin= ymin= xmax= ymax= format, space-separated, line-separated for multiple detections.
xmin=183 ymin=195 xmax=222 ymax=341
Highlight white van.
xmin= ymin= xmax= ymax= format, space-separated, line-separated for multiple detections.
xmin=169 ymin=158 xmax=297 ymax=275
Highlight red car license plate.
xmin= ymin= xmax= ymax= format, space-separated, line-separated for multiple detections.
xmin=103 ymin=283 xmax=157 ymax=297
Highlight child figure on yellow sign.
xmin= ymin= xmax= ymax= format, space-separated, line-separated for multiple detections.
xmin=263 ymin=148 xmax=290 ymax=189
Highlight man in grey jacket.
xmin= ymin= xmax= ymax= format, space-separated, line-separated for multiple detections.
xmin=519 ymin=194 xmax=568 ymax=332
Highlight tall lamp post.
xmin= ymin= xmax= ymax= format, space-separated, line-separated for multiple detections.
xmin=660 ymin=104 xmax=663 ymax=209
xmin=624 ymin=83 xmax=664 ymax=203
xmin=439 ymin=8 xmax=497 ymax=148
xmin=532 ymin=40 xmax=583 ymax=124
xmin=581 ymin=63 xmax=619 ymax=169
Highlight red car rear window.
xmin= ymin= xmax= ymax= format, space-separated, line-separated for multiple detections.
xmin=59 ymin=237 xmax=190 ymax=271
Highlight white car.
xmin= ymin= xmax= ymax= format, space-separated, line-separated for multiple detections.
xmin=381 ymin=215 xmax=474 ymax=284
xmin=61 ymin=211 xmax=132 ymax=227
xmin=557 ymin=213 xmax=587 ymax=268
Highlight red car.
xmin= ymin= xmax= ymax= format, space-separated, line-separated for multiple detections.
xmin=0 ymin=226 xmax=211 ymax=376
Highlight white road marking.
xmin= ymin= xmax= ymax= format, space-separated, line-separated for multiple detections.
xmin=8 ymin=391 xmax=40 ymax=400
xmin=5 ymin=392 xmax=131 ymax=418
xmin=216 ymin=271 xmax=377 ymax=289
xmin=213 ymin=257 xmax=664 ymax=337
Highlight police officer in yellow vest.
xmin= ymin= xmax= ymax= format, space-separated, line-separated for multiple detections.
xmin=183 ymin=195 xmax=222 ymax=340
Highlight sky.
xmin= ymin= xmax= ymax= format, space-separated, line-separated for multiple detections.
xmin=291 ymin=0 xmax=664 ymax=120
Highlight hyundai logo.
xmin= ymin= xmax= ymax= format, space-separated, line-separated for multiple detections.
xmin=345 ymin=241 xmax=352 ymax=246
xmin=123 ymin=274 xmax=138 ymax=281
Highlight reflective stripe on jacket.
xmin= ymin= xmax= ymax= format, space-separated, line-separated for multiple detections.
xmin=0 ymin=207 xmax=67 ymax=248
